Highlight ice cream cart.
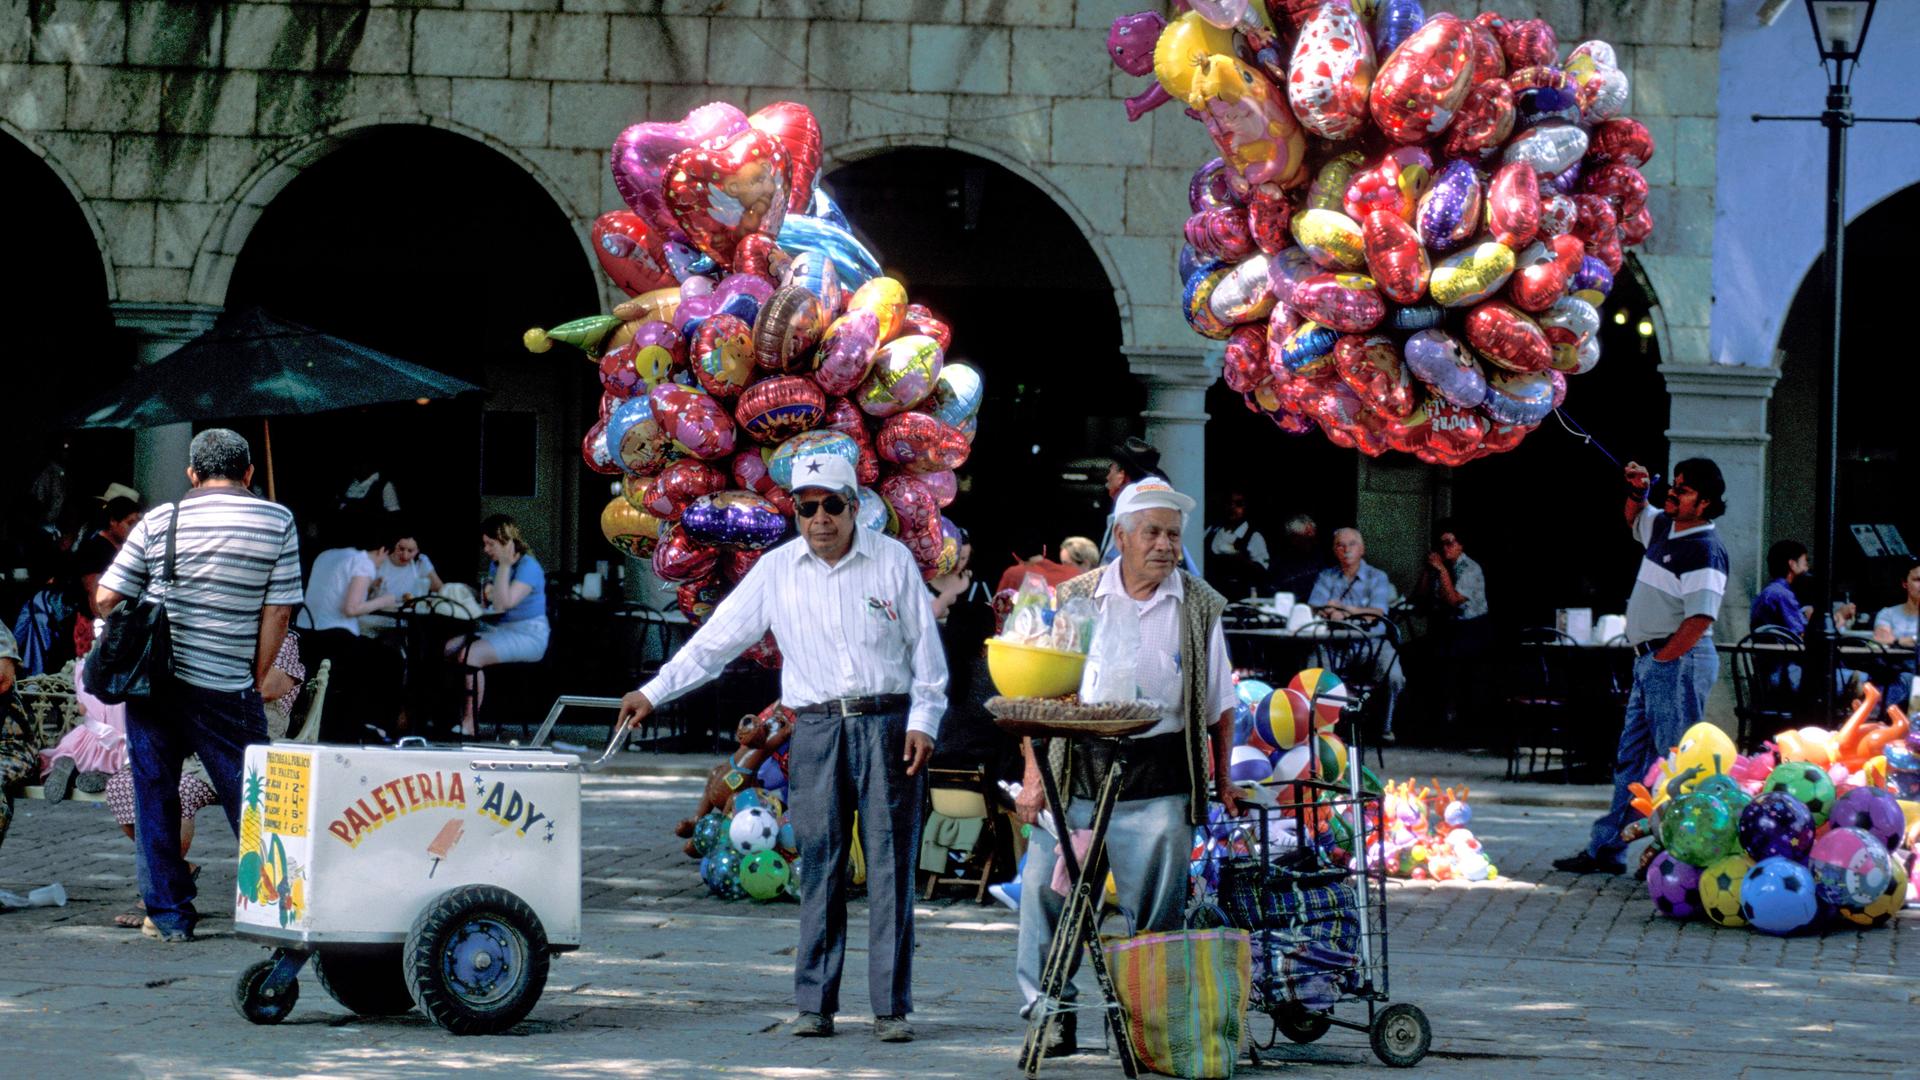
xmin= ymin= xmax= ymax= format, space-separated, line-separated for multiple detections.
xmin=231 ymin=696 xmax=625 ymax=1035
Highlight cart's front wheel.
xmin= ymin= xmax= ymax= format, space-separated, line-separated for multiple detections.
xmin=1370 ymin=1002 xmax=1431 ymax=1067
xmin=315 ymin=947 xmax=416 ymax=1016
xmin=405 ymin=885 xmax=549 ymax=1035
xmin=1275 ymin=1005 xmax=1332 ymax=1044
xmin=233 ymin=959 xmax=300 ymax=1025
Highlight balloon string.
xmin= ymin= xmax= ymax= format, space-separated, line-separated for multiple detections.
xmin=1550 ymin=408 xmax=1623 ymax=468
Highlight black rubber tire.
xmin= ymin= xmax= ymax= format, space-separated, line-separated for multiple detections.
xmin=404 ymin=885 xmax=549 ymax=1035
xmin=1275 ymin=1005 xmax=1332 ymax=1044
xmin=1370 ymin=1002 xmax=1431 ymax=1068
xmin=233 ymin=959 xmax=300 ymax=1025
xmin=314 ymin=947 xmax=416 ymax=1017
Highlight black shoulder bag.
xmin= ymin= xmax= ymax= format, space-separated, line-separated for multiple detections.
xmin=84 ymin=503 xmax=179 ymax=704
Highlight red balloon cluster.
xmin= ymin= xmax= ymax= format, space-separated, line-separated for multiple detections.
xmin=533 ymin=100 xmax=986 ymax=660
xmin=1121 ymin=3 xmax=1654 ymax=464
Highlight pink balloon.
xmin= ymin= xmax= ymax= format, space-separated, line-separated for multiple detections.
xmin=610 ymin=102 xmax=749 ymax=236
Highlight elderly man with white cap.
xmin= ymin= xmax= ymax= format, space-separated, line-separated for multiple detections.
xmin=1011 ymin=476 xmax=1240 ymax=1057
xmin=617 ymin=453 xmax=947 ymax=1044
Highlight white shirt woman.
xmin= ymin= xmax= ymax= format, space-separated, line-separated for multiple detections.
xmin=305 ymin=546 xmax=400 ymax=635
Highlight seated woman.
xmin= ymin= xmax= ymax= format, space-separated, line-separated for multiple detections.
xmin=1872 ymin=560 xmax=1920 ymax=712
xmin=445 ymin=515 xmax=549 ymax=737
xmin=362 ymin=530 xmax=444 ymax=634
xmin=301 ymin=519 xmax=406 ymax=740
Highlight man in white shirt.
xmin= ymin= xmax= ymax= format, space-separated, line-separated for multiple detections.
xmin=1012 ymin=477 xmax=1239 ymax=1057
xmin=617 ymin=454 xmax=947 ymax=1044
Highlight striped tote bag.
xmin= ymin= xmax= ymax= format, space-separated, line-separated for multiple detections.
xmin=1103 ymin=926 xmax=1253 ymax=1078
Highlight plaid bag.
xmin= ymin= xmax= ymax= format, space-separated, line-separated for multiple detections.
xmin=1247 ymin=882 xmax=1361 ymax=1012
xmin=1103 ymin=926 xmax=1252 ymax=1079
xmin=1215 ymin=853 xmax=1346 ymax=930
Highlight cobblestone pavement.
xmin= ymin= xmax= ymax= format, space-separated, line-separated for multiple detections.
xmin=0 ymin=746 xmax=1912 ymax=1079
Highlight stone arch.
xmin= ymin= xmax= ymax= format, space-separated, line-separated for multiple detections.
xmin=189 ymin=115 xmax=595 ymax=309
xmin=821 ymin=134 xmax=1135 ymax=346
xmin=1617 ymin=252 xmax=1672 ymax=360
xmin=0 ymin=120 xmax=118 ymax=301
xmin=1770 ymin=178 xmax=1920 ymax=371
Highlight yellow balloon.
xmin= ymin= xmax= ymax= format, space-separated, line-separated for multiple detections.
xmin=1308 ymin=151 xmax=1368 ymax=213
xmin=1290 ymin=208 xmax=1366 ymax=271
xmin=601 ymin=495 xmax=659 ymax=558
xmin=847 ymin=276 xmax=909 ymax=341
xmin=1153 ymin=11 xmax=1236 ymax=103
xmin=1428 ymin=241 xmax=1516 ymax=307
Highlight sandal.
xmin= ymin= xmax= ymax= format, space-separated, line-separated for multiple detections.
xmin=113 ymin=911 xmax=145 ymax=929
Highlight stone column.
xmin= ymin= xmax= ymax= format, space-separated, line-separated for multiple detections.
xmin=1661 ymin=362 xmax=1781 ymax=641
xmin=1127 ymin=347 xmax=1217 ymax=575
xmin=113 ymin=302 xmax=221 ymax=507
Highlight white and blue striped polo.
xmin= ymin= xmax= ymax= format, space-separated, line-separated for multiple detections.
xmin=100 ymin=488 xmax=303 ymax=691
xmin=1623 ymin=506 xmax=1728 ymax=647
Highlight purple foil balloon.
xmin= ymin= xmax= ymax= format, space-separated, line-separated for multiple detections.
xmin=1372 ymin=0 xmax=1425 ymax=59
xmin=1189 ymin=158 xmax=1238 ymax=213
xmin=680 ymin=491 xmax=790 ymax=551
xmin=1514 ymin=84 xmax=1581 ymax=129
xmin=672 ymin=293 xmax=719 ymax=342
xmin=1403 ymin=329 xmax=1488 ymax=407
xmin=665 ymin=241 xmax=717 ymax=283
xmin=1571 ymin=255 xmax=1614 ymax=301
xmin=610 ymin=102 xmax=750 ymax=235
xmin=1482 ymin=368 xmax=1555 ymax=425
xmin=713 ymin=273 xmax=774 ymax=325
xmin=1416 ymin=159 xmax=1481 ymax=253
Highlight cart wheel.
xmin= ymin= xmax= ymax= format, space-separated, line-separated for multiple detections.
xmin=314 ymin=947 xmax=416 ymax=1017
xmin=1275 ymin=1005 xmax=1332 ymax=1044
xmin=232 ymin=959 xmax=300 ymax=1025
xmin=1369 ymin=1002 xmax=1431 ymax=1068
xmin=404 ymin=884 xmax=549 ymax=1036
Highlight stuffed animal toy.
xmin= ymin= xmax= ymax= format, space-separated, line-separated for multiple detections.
xmin=673 ymin=701 xmax=794 ymax=856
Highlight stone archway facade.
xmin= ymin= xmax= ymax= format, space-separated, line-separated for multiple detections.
xmin=7 ymin=0 xmax=1737 ymax=579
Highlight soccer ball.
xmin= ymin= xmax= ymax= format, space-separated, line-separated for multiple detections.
xmin=1763 ymin=763 xmax=1835 ymax=826
xmin=1740 ymin=856 xmax=1822 ymax=935
xmin=730 ymin=806 xmax=780 ymax=854
xmin=1646 ymin=853 xmax=1703 ymax=919
xmin=1698 ymin=854 xmax=1753 ymax=928
xmin=1836 ymin=857 xmax=1908 ymax=928
xmin=1827 ymin=786 xmax=1907 ymax=852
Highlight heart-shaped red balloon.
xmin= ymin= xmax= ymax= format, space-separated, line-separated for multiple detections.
xmin=748 ymin=101 xmax=823 ymax=214
xmin=651 ymin=525 xmax=719 ymax=584
xmin=591 ymin=211 xmax=677 ymax=297
xmin=644 ymin=459 xmax=729 ymax=521
xmin=1333 ymin=334 xmax=1415 ymax=419
xmin=1465 ymin=301 xmax=1552 ymax=373
xmin=1222 ymin=324 xmax=1271 ymax=394
xmin=664 ymin=129 xmax=790 ymax=264
xmin=610 ymin=102 xmax=750 ymax=236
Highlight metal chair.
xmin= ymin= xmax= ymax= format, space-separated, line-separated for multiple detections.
xmin=1501 ymin=627 xmax=1583 ymax=782
xmin=1293 ymin=619 xmax=1390 ymax=769
xmin=1729 ymin=625 xmax=1807 ymax=749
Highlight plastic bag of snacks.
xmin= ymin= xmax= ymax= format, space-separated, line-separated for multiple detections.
xmin=1001 ymin=573 xmax=1057 ymax=646
xmin=1050 ymin=597 xmax=1099 ymax=654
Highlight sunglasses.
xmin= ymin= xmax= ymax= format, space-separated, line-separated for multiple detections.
xmin=796 ymin=495 xmax=849 ymax=519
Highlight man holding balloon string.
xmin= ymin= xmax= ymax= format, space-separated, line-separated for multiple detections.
xmin=1556 ymin=459 xmax=1728 ymax=876
xmin=1012 ymin=477 xmax=1240 ymax=1057
xmin=616 ymin=453 xmax=947 ymax=1044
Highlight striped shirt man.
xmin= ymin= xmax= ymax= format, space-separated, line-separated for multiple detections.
xmin=1624 ymin=506 xmax=1728 ymax=646
xmin=639 ymin=523 xmax=948 ymax=736
xmin=100 ymin=489 xmax=303 ymax=691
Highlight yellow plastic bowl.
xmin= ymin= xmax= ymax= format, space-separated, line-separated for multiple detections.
xmin=986 ymin=638 xmax=1087 ymax=699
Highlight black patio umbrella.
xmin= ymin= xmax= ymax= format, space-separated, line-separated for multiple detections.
xmin=69 ymin=307 xmax=486 ymax=497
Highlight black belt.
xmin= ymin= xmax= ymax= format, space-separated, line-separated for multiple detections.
xmin=793 ymin=694 xmax=910 ymax=719
xmin=1632 ymin=636 xmax=1670 ymax=658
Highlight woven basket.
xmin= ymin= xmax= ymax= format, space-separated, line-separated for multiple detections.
xmin=985 ymin=696 xmax=1160 ymax=739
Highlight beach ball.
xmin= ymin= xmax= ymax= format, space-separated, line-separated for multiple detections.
xmin=1236 ymin=678 xmax=1275 ymax=707
xmin=740 ymin=850 xmax=791 ymax=901
xmin=1698 ymin=854 xmax=1753 ymax=928
xmin=1764 ymin=762 xmax=1836 ymax=825
xmin=1738 ymin=791 xmax=1816 ymax=863
xmin=691 ymin=810 xmax=729 ymax=856
xmin=1232 ymin=702 xmax=1256 ymax=746
xmin=1740 ymin=857 xmax=1822 ymax=935
xmin=1836 ymin=857 xmax=1907 ymax=928
xmin=1272 ymin=744 xmax=1313 ymax=784
xmin=1252 ymin=688 xmax=1314 ymax=752
xmin=1231 ymin=744 xmax=1276 ymax=783
xmin=1646 ymin=852 xmax=1702 ymax=919
xmin=730 ymin=806 xmax=780 ymax=854
xmin=1658 ymin=792 xmax=1737 ymax=867
xmin=1827 ymin=786 xmax=1907 ymax=851
xmin=1314 ymin=732 xmax=1348 ymax=782
xmin=1288 ymin=668 xmax=1349 ymax=729
xmin=1807 ymin=826 xmax=1893 ymax=910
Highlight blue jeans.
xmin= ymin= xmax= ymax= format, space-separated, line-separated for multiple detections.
xmin=1586 ymin=640 xmax=1717 ymax=865
xmin=125 ymin=682 xmax=267 ymax=933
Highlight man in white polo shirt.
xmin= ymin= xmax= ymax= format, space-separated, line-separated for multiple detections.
xmin=617 ymin=453 xmax=947 ymax=1043
xmin=96 ymin=429 xmax=302 ymax=942
xmin=1012 ymin=476 xmax=1240 ymax=1057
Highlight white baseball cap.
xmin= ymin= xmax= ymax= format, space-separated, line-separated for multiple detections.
xmin=789 ymin=453 xmax=858 ymax=498
xmin=1113 ymin=476 xmax=1195 ymax=519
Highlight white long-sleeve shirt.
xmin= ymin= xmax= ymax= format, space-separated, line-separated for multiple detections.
xmin=639 ymin=525 xmax=950 ymax=737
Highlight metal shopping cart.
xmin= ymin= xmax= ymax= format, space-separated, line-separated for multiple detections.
xmin=229 ymin=696 xmax=628 ymax=1035
xmin=1200 ymin=716 xmax=1430 ymax=1067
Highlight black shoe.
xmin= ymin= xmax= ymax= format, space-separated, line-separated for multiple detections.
xmin=1552 ymin=851 xmax=1625 ymax=875
xmin=874 ymin=1014 xmax=913 ymax=1042
xmin=1043 ymin=1012 xmax=1077 ymax=1057
xmin=1378 ymin=731 xmax=1397 ymax=745
xmin=74 ymin=770 xmax=110 ymax=794
xmin=43 ymin=757 xmax=76 ymax=803
xmin=789 ymin=1012 xmax=834 ymax=1037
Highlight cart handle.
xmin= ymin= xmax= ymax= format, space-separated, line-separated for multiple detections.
xmin=464 ymin=696 xmax=632 ymax=773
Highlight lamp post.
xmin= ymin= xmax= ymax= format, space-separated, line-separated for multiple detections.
xmin=1754 ymin=0 xmax=1880 ymax=722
